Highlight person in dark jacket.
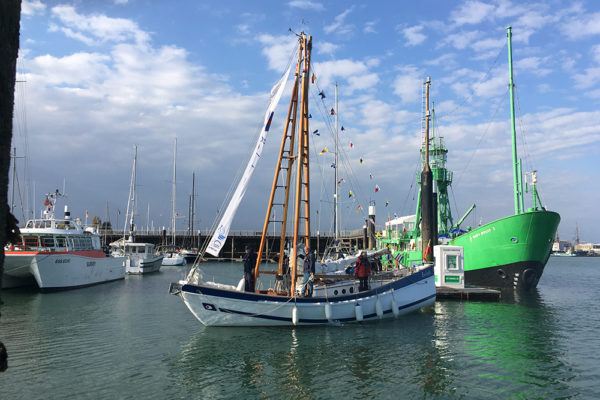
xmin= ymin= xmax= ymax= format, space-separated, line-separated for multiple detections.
xmin=302 ymin=246 xmax=315 ymax=296
xmin=243 ymin=246 xmax=257 ymax=292
xmin=354 ymin=251 xmax=372 ymax=292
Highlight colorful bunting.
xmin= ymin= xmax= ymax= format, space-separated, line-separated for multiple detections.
xmin=360 ymin=157 xmax=364 ymax=164
xmin=330 ymin=108 xmax=335 ymax=115
xmin=341 ymin=126 xmax=345 ymax=131
xmin=338 ymin=178 xmax=344 ymax=184
xmin=385 ymin=200 xmax=389 ymax=207
xmin=311 ymin=73 xmax=316 ymax=83
xmin=312 ymin=129 xmax=319 ymax=135
xmin=356 ymin=205 xmax=362 ymax=213
xmin=369 ymin=173 xmax=373 ymax=180
xmin=308 ymin=113 xmax=312 ymax=118
xmin=319 ymin=147 xmax=328 ymax=155
xmin=348 ymin=190 xmax=354 ymax=198
xmin=375 ymin=185 xmax=380 ymax=193
xmin=350 ymin=142 xmax=354 ymax=148
xmin=330 ymin=163 xmax=336 ymax=168
xmin=319 ymin=91 xmax=326 ymax=99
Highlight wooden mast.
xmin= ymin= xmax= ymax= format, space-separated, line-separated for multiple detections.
xmin=254 ymin=33 xmax=311 ymax=295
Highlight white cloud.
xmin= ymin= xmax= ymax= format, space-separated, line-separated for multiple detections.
xmin=573 ymin=67 xmax=600 ymax=89
xmin=288 ymin=0 xmax=324 ymax=11
xmin=316 ymin=41 xmax=339 ymax=56
xmin=564 ymin=12 xmax=600 ymax=39
xmin=22 ymin=0 xmax=46 ymax=16
xmin=50 ymin=5 xmax=150 ymax=46
xmin=450 ymin=1 xmax=495 ymax=26
xmin=364 ymin=20 xmax=377 ymax=34
xmin=257 ymin=34 xmax=298 ymax=72
xmin=392 ymin=66 xmax=422 ymax=104
xmin=324 ymin=7 xmax=354 ymax=35
xmin=402 ymin=25 xmax=426 ymax=46
xmin=313 ymin=59 xmax=378 ymax=93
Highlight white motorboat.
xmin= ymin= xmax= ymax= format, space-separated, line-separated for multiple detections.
xmin=3 ymin=191 xmax=125 ymax=290
xmin=111 ymin=146 xmax=163 ymax=274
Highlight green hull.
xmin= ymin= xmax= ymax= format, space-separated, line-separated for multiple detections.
xmin=450 ymin=210 xmax=560 ymax=289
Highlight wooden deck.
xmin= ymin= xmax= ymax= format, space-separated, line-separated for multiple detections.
xmin=436 ymin=286 xmax=501 ymax=301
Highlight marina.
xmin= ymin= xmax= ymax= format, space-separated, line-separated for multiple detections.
xmin=2 ymin=1 xmax=600 ymax=398
xmin=1 ymin=257 xmax=599 ymax=398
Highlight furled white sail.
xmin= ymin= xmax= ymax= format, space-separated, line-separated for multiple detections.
xmin=206 ymin=65 xmax=291 ymax=256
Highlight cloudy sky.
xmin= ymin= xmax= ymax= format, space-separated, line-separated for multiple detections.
xmin=11 ymin=0 xmax=600 ymax=242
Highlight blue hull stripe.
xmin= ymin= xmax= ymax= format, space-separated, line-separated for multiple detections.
xmin=182 ymin=266 xmax=434 ymax=304
xmin=215 ymin=293 xmax=436 ymax=324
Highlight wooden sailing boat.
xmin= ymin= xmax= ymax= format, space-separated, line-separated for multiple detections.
xmin=169 ymin=33 xmax=435 ymax=326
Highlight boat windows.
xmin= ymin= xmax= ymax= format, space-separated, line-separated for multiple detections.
xmin=23 ymin=236 xmax=40 ymax=249
xmin=55 ymin=237 xmax=67 ymax=248
xmin=41 ymin=236 xmax=55 ymax=249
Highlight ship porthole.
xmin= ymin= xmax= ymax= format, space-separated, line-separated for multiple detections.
xmin=510 ymin=237 xmax=518 ymax=243
xmin=334 ymin=290 xmax=339 ymax=295
xmin=342 ymin=289 xmax=347 ymax=294
xmin=497 ymin=269 xmax=507 ymax=279
xmin=349 ymin=287 xmax=354 ymax=293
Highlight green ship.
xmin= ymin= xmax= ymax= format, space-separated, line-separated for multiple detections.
xmin=378 ymin=27 xmax=560 ymax=290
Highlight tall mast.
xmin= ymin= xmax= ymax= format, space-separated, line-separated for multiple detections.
xmin=191 ymin=171 xmax=195 ymax=235
xmin=420 ymin=77 xmax=434 ymax=262
xmin=507 ymin=26 xmax=521 ymax=215
xmin=334 ymin=82 xmax=339 ymax=239
xmin=171 ymin=138 xmax=177 ymax=246
xmin=126 ymin=145 xmax=137 ymax=241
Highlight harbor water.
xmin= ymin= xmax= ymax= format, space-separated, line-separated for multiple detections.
xmin=1 ymin=256 xmax=599 ymax=399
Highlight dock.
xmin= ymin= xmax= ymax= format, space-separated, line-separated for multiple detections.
xmin=436 ymin=286 xmax=501 ymax=301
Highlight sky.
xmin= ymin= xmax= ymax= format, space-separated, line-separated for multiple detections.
xmin=10 ymin=0 xmax=600 ymax=243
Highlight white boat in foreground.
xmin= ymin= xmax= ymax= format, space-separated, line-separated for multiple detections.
xmin=170 ymin=265 xmax=434 ymax=326
xmin=170 ymin=33 xmax=435 ymax=327
xmin=3 ymin=192 xmax=125 ymax=291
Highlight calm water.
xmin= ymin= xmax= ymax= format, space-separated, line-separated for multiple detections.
xmin=1 ymin=256 xmax=599 ymax=399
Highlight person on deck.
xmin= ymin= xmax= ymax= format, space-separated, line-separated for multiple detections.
xmin=355 ymin=251 xmax=372 ymax=292
xmin=302 ymin=246 xmax=315 ymax=296
xmin=243 ymin=246 xmax=257 ymax=292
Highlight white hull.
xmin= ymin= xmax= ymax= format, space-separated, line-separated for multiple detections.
xmin=171 ymin=265 xmax=435 ymax=327
xmin=3 ymin=251 xmax=125 ymax=290
xmin=126 ymin=254 xmax=163 ymax=274
xmin=162 ymin=254 xmax=186 ymax=266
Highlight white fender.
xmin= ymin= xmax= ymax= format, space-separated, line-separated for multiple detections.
xmin=391 ymin=296 xmax=400 ymax=317
xmin=236 ymin=278 xmax=245 ymax=291
xmin=355 ymin=302 xmax=363 ymax=321
xmin=292 ymin=306 xmax=298 ymax=325
xmin=375 ymin=297 xmax=383 ymax=318
xmin=325 ymin=303 xmax=332 ymax=320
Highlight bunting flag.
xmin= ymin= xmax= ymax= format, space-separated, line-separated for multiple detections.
xmin=356 ymin=205 xmax=362 ymax=213
xmin=369 ymin=173 xmax=373 ymax=180
xmin=312 ymin=129 xmax=320 ymax=136
xmin=360 ymin=157 xmax=364 ymax=164
xmin=319 ymin=147 xmax=328 ymax=154
xmin=311 ymin=73 xmax=316 ymax=83
xmin=86 ymin=211 xmax=89 ymax=218
xmin=338 ymin=178 xmax=344 ymax=184
xmin=375 ymin=185 xmax=380 ymax=193
xmin=330 ymin=163 xmax=336 ymax=168
xmin=350 ymin=142 xmax=354 ymax=148
xmin=385 ymin=200 xmax=389 ymax=207
xmin=330 ymin=108 xmax=335 ymax=115
xmin=318 ymin=91 xmax=326 ymax=99
xmin=348 ymin=190 xmax=354 ymax=198
xmin=308 ymin=113 xmax=312 ymax=118
xmin=394 ymin=253 xmax=403 ymax=264
xmin=341 ymin=126 xmax=345 ymax=131
xmin=403 ymin=227 xmax=407 ymax=232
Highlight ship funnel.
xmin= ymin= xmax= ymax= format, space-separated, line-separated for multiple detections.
xmin=64 ymin=205 xmax=71 ymax=220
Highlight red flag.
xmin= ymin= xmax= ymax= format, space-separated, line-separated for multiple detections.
xmin=423 ymin=242 xmax=432 ymax=262
xmin=350 ymin=142 xmax=353 ymax=148
xmin=330 ymin=108 xmax=334 ymax=115
xmin=375 ymin=185 xmax=380 ymax=193
xmin=311 ymin=73 xmax=316 ymax=83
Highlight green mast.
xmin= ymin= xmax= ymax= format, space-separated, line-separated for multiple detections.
xmin=507 ymin=26 xmax=522 ymax=215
